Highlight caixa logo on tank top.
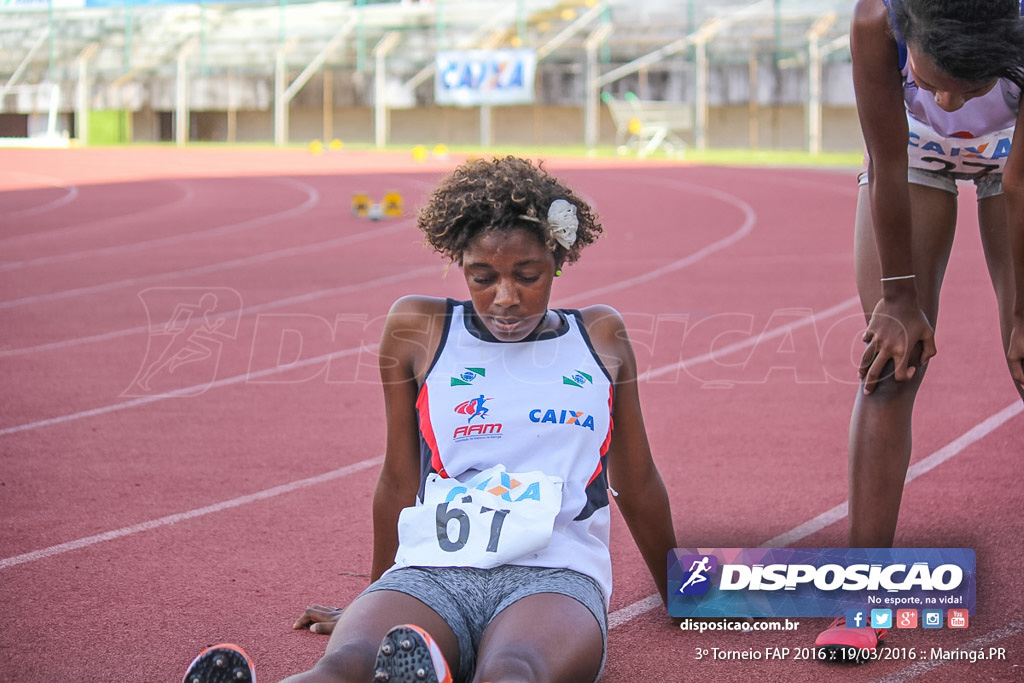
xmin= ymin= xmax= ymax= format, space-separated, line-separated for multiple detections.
xmin=907 ymin=117 xmax=1013 ymax=176
xmin=528 ymin=408 xmax=596 ymax=431
xmin=452 ymin=395 xmax=503 ymax=441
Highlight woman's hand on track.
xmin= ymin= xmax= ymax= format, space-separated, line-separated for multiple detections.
xmin=860 ymin=298 xmax=937 ymax=394
xmin=293 ymin=604 xmax=344 ymax=635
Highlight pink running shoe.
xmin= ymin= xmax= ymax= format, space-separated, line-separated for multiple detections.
xmin=815 ymin=616 xmax=888 ymax=662
xmin=182 ymin=643 xmax=255 ymax=683
xmin=373 ymin=624 xmax=453 ymax=683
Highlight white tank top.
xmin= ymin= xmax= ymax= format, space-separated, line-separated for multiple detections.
xmin=885 ymin=0 xmax=1021 ymax=176
xmin=389 ymin=300 xmax=615 ymax=603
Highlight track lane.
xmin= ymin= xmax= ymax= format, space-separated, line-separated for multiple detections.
xmin=0 ymin=151 xmax=1018 ymax=682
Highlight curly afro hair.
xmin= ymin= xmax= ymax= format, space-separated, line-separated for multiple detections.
xmin=417 ymin=156 xmax=603 ymax=266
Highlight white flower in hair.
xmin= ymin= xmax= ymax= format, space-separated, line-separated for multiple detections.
xmin=547 ymin=199 xmax=578 ymax=250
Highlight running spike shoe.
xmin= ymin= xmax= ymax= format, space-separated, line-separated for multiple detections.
xmin=814 ymin=616 xmax=888 ymax=662
xmin=182 ymin=643 xmax=256 ymax=683
xmin=373 ymin=624 xmax=453 ymax=683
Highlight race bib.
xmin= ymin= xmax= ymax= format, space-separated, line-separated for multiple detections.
xmin=907 ymin=116 xmax=1013 ymax=177
xmin=394 ymin=465 xmax=563 ymax=569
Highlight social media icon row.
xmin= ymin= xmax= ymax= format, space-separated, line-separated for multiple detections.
xmin=846 ymin=608 xmax=968 ymax=629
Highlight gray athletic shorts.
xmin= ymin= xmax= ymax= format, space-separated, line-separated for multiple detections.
xmin=858 ymin=167 xmax=1004 ymax=199
xmin=361 ymin=565 xmax=609 ymax=682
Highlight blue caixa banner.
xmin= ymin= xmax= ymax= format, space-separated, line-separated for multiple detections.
xmin=668 ymin=548 xmax=976 ymax=618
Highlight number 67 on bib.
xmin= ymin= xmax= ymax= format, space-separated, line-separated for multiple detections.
xmin=393 ymin=465 xmax=564 ymax=569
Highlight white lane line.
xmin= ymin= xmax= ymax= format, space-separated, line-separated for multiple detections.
xmin=0 ymin=219 xmax=412 ymax=312
xmin=871 ymin=619 xmax=1024 ymax=682
xmin=765 ymin=400 xmax=1023 ymax=548
xmin=0 ymin=170 xmax=81 ymax=223
xmin=640 ymin=297 xmax=860 ymax=381
xmin=0 ymin=180 xmax=197 ymax=252
xmin=0 ymin=343 xmax=374 ymax=437
xmin=609 ymin=594 xmax=664 ymax=629
xmin=2 ymin=176 xmax=756 ymax=431
xmin=904 ymin=402 xmax=1024 ymax=481
xmin=0 ymin=177 xmax=317 ymax=271
xmin=0 ymin=173 xmax=745 ymax=337
xmin=0 ymin=457 xmax=383 ymax=570
xmin=4 ymin=392 xmax=1018 ymax=620
xmin=1 ymin=184 xmax=80 ymax=220
xmin=558 ymin=178 xmax=756 ymax=305
xmin=0 ymin=298 xmax=857 ymax=569
xmin=0 ymin=176 xmax=759 ymax=565
xmin=0 ymin=265 xmax=439 ymax=359
xmin=0 ymin=178 xmax=315 ymax=286
xmin=607 ymin=399 xmax=1024 ymax=628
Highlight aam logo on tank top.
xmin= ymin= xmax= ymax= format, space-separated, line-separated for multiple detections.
xmin=452 ymin=395 xmax=503 ymax=441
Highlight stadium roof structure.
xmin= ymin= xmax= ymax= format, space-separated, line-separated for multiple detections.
xmin=0 ymin=0 xmax=855 ymax=152
xmin=1 ymin=0 xmax=852 ymax=85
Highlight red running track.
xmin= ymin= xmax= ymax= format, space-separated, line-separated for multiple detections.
xmin=0 ymin=147 xmax=1021 ymax=683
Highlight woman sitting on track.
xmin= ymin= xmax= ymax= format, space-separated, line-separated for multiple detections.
xmin=184 ymin=156 xmax=678 ymax=683
xmin=816 ymin=0 xmax=1024 ymax=655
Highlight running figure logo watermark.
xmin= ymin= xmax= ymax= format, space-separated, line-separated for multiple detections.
xmin=677 ymin=554 xmax=718 ymax=596
xmin=123 ymin=287 xmax=241 ymax=397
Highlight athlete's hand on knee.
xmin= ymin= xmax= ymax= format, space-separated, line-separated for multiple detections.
xmin=293 ymin=604 xmax=344 ymax=635
xmin=1008 ymin=320 xmax=1024 ymax=388
xmin=860 ymin=300 xmax=936 ymax=394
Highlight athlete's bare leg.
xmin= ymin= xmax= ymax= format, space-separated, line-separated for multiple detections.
xmin=848 ymin=182 xmax=958 ymax=548
xmin=978 ymin=192 xmax=1024 ymax=402
xmin=281 ymin=590 xmax=461 ymax=683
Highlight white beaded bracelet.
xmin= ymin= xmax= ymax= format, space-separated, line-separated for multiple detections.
xmin=880 ymin=274 xmax=916 ymax=282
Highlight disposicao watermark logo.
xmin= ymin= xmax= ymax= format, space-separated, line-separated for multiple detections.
xmin=676 ymin=554 xmax=718 ymax=595
xmin=667 ymin=548 xmax=976 ymax=618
